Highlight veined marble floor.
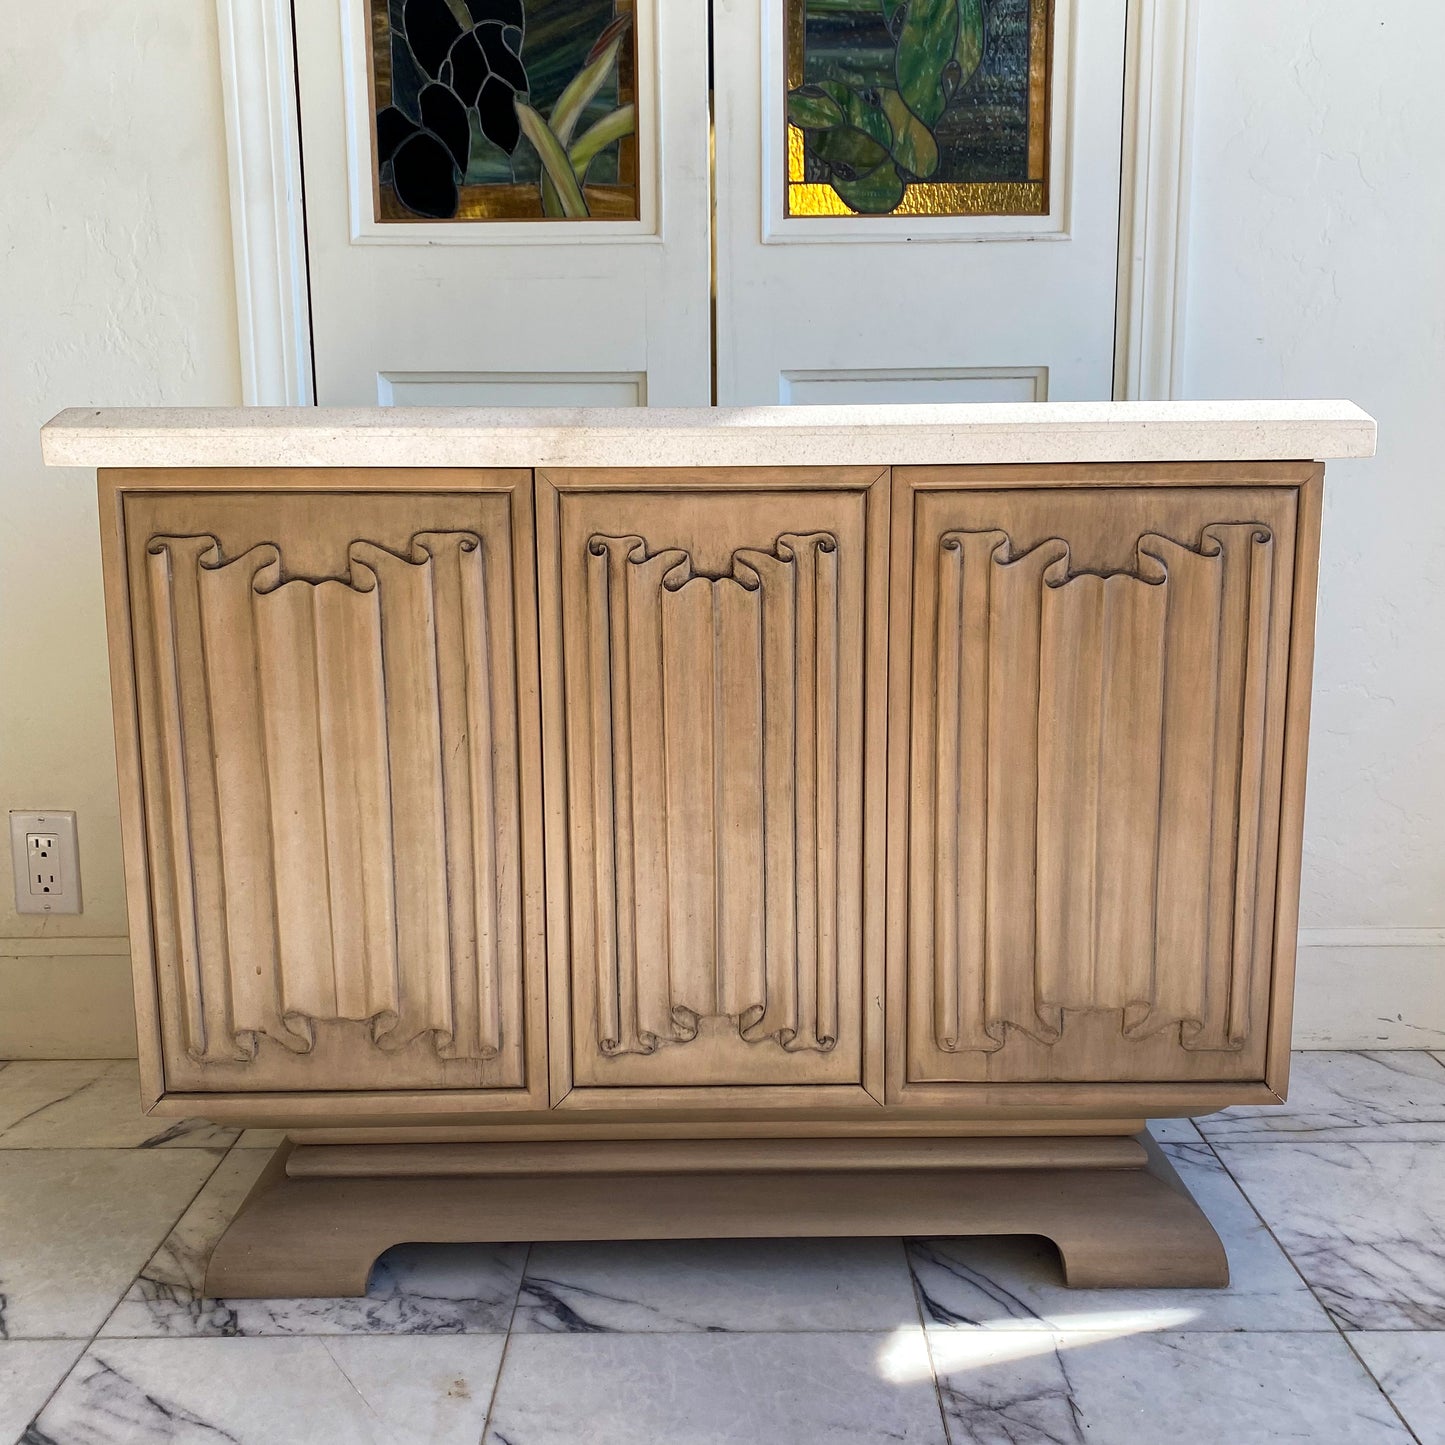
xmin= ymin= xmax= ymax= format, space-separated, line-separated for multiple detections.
xmin=2 ymin=1052 xmax=1444 ymax=1444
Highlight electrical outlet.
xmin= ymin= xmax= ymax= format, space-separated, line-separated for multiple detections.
xmin=9 ymin=811 xmax=82 ymax=915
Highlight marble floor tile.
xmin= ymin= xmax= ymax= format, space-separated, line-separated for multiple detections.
xmin=485 ymin=1331 xmax=947 ymax=1444
xmin=1349 ymin=1331 xmax=1445 ymax=1444
xmin=0 ymin=1341 xmax=85 ymax=1442
xmin=0 ymin=1059 xmax=236 ymax=1148
xmin=25 ymin=1336 xmax=505 ymax=1445
xmin=513 ymin=1236 xmax=920 ymax=1334
xmin=1217 ymin=1141 xmax=1445 ymax=1329
xmin=931 ymin=1330 xmax=1409 ymax=1444
xmin=1197 ymin=1050 xmax=1445 ymax=1142
xmin=1148 ymin=1116 xmax=1205 ymax=1142
xmin=0 ymin=1148 xmax=221 ymax=1338
xmin=234 ymin=1128 xmax=288 ymax=1149
xmin=906 ymin=1142 xmax=1330 ymax=1334
xmin=101 ymin=1149 xmax=527 ymax=1337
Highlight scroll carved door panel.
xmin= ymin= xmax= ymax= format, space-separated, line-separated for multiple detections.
xmin=894 ymin=475 xmax=1304 ymax=1090
xmin=122 ymin=477 xmax=545 ymax=1098
xmin=539 ymin=469 xmax=887 ymax=1094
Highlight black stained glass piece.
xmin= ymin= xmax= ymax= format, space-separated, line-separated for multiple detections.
xmin=476 ymin=21 xmax=529 ymax=93
xmin=447 ymin=29 xmax=488 ymax=107
xmin=389 ymin=25 xmax=428 ymax=121
xmin=390 ymin=129 xmax=460 ymax=217
xmin=376 ymin=105 xmax=421 ymax=165
xmin=477 ymin=72 xmax=521 ymax=155
xmin=462 ymin=0 xmax=524 ymax=27
xmin=402 ymin=0 xmax=463 ymax=78
xmin=419 ymin=81 xmax=471 ymax=172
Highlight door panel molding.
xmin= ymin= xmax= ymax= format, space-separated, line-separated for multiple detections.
xmin=780 ymin=368 xmax=1048 ymax=407
xmin=215 ymin=0 xmax=313 ymax=404
xmin=377 ymin=372 xmax=647 ymax=407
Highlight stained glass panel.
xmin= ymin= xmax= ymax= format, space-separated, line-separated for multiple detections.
xmin=370 ymin=0 xmax=639 ymax=221
xmin=785 ymin=0 xmax=1052 ymax=218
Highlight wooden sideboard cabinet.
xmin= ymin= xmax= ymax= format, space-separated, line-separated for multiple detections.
xmin=43 ymin=402 xmax=1376 ymax=1298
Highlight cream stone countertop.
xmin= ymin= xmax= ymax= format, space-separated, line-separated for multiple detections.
xmin=41 ymin=400 xmax=1376 ymax=470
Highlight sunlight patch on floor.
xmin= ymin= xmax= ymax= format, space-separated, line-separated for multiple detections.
xmin=874 ymin=1306 xmax=1202 ymax=1381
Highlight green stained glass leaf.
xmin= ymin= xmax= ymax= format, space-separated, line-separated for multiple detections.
xmin=550 ymin=13 xmax=631 ymax=145
xmin=516 ymin=101 xmax=590 ymax=216
xmin=894 ymin=0 xmax=959 ymax=127
xmin=954 ymin=0 xmax=984 ymax=84
xmin=832 ymin=161 xmax=906 ymax=213
xmin=811 ymin=124 xmax=891 ymax=178
xmin=787 ymin=86 xmax=847 ymax=131
xmin=818 ymin=80 xmax=892 ymax=153
xmin=879 ymin=88 xmax=938 ymax=177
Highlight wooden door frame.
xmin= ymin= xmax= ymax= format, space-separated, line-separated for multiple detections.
xmin=1115 ymin=0 xmax=1200 ymax=402
xmin=216 ymin=0 xmax=313 ymax=405
xmin=216 ymin=0 xmax=1197 ymax=404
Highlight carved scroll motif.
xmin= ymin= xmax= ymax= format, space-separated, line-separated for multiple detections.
xmin=584 ymin=532 xmax=842 ymax=1057
xmin=143 ymin=532 xmax=517 ymax=1066
xmin=928 ymin=524 xmax=1275 ymax=1055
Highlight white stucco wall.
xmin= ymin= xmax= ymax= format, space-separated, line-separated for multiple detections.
xmin=0 ymin=2 xmax=242 ymax=1054
xmin=1184 ymin=1 xmax=1445 ymax=1045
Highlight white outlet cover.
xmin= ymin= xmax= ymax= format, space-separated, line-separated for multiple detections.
xmin=9 ymin=810 xmax=82 ymax=915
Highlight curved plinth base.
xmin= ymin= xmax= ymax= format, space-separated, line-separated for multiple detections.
xmin=205 ymin=1133 xmax=1227 ymax=1299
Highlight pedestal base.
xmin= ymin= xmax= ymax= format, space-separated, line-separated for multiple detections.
xmin=204 ymin=1133 xmax=1227 ymax=1297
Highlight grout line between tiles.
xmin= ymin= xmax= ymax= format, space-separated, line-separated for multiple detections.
xmin=1199 ymin=1129 xmax=1424 ymax=1444
xmin=913 ymin=1242 xmax=959 ymax=1445
xmin=900 ymin=1235 xmax=955 ymax=1443
xmin=1337 ymin=1333 xmax=1425 ymax=1445
xmin=479 ymin=1241 xmax=533 ymax=1444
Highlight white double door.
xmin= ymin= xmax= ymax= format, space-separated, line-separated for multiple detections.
xmin=295 ymin=0 xmax=1126 ymax=408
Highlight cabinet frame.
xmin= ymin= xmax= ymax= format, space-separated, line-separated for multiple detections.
xmin=97 ymin=458 xmax=1320 ymax=1125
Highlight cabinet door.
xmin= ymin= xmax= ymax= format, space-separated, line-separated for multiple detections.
xmin=891 ymin=468 xmax=1313 ymax=1097
xmin=114 ymin=473 xmax=545 ymax=1100
xmin=539 ymin=469 xmax=887 ymax=1100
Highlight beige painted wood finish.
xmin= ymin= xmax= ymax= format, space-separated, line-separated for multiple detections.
xmin=891 ymin=468 xmax=1307 ymax=1100
xmin=205 ymin=1134 xmax=1226 ymax=1298
xmin=537 ymin=468 xmax=888 ymax=1102
xmin=99 ymin=460 xmax=1321 ymax=1125
xmin=104 ymin=470 xmax=548 ymax=1105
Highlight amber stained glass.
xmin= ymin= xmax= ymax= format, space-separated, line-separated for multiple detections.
xmin=786 ymin=0 xmax=1051 ymax=218
xmin=371 ymin=0 xmax=638 ymax=221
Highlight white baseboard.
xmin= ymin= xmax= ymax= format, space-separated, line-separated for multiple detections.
xmin=1293 ymin=928 xmax=1445 ymax=1049
xmin=0 ymin=938 xmax=137 ymax=1058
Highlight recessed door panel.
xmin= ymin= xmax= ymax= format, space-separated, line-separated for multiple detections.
xmin=539 ymin=469 xmax=887 ymax=1094
xmin=122 ymin=477 xmax=545 ymax=1098
xmin=895 ymin=475 xmax=1300 ymax=1089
